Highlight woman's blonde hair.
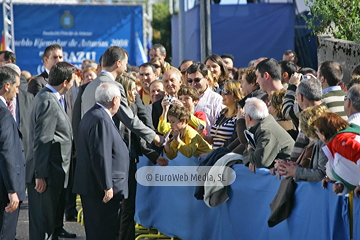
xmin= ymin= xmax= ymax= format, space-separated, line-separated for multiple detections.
xmin=221 ymin=80 xmax=243 ymax=117
xmin=300 ymin=105 xmax=329 ymax=139
xmin=115 ymin=73 xmax=136 ymax=105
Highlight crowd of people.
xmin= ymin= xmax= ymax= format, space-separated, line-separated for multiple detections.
xmin=1 ymin=42 xmax=360 ymax=239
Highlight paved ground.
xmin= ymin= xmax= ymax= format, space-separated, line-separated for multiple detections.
xmin=16 ymin=198 xmax=86 ymax=240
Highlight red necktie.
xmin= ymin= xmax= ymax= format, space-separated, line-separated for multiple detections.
xmin=7 ymin=101 xmax=15 ymax=116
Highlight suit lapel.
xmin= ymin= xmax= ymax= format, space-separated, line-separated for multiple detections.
xmin=46 ymin=88 xmax=72 ymax=132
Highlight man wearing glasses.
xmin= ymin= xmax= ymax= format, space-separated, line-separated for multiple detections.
xmin=187 ymin=62 xmax=224 ymax=135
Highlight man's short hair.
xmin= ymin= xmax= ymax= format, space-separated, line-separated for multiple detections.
xmin=102 ymin=46 xmax=128 ymax=68
xmin=139 ymin=62 xmax=156 ymax=73
xmin=283 ymin=50 xmax=297 ymax=63
xmin=297 ymin=78 xmax=322 ymax=101
xmin=351 ymin=64 xmax=360 ymax=78
xmin=186 ymin=62 xmax=208 ymax=78
xmin=150 ymin=44 xmax=166 ymax=56
xmin=318 ymin=61 xmax=343 ymax=86
xmin=42 ymin=44 xmax=62 ymax=61
xmin=0 ymin=51 xmax=16 ymax=64
xmin=95 ymin=83 xmax=121 ymax=104
xmin=221 ymin=54 xmax=234 ymax=62
xmin=244 ymin=97 xmax=269 ymax=120
xmin=279 ymin=60 xmax=297 ymax=76
xmin=149 ymin=79 xmax=163 ymax=89
xmin=347 ymin=84 xmax=360 ymax=112
xmin=0 ymin=66 xmax=18 ymax=89
xmin=4 ymin=63 xmax=20 ymax=75
xmin=49 ymin=62 xmax=76 ymax=86
xmin=255 ymin=58 xmax=281 ymax=80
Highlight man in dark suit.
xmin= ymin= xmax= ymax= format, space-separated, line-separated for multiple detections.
xmin=81 ymin=46 xmax=163 ymax=146
xmin=27 ymin=62 xmax=76 ymax=240
xmin=0 ymin=64 xmax=33 ymax=239
xmin=0 ymin=67 xmax=26 ymax=238
xmin=0 ymin=50 xmax=28 ymax=91
xmin=73 ymin=83 xmax=129 ymax=239
xmin=27 ymin=44 xmax=63 ymax=96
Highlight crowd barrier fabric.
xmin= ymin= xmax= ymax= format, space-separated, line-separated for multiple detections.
xmin=135 ymin=154 xmax=350 ymax=240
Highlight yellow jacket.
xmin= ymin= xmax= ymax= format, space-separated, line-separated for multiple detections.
xmin=158 ymin=115 xmax=206 ymax=135
xmin=164 ymin=125 xmax=213 ymax=160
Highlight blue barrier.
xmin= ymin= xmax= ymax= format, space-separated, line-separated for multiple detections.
xmin=135 ymin=154 xmax=350 ymax=240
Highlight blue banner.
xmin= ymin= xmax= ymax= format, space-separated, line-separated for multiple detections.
xmin=8 ymin=4 xmax=143 ymax=75
xmin=171 ymin=3 xmax=294 ymax=68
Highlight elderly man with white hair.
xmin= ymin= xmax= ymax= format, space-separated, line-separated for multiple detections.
xmin=73 ymin=83 xmax=130 ymax=240
xmin=242 ymin=97 xmax=295 ymax=173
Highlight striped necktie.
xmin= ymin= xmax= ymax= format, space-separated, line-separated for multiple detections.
xmin=59 ymin=96 xmax=66 ymax=111
xmin=7 ymin=101 xmax=15 ymax=119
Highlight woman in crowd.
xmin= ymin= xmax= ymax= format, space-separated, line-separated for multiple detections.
xmin=314 ymin=112 xmax=360 ymax=195
xmin=115 ymin=73 xmax=167 ymax=240
xmin=204 ymin=54 xmax=229 ymax=93
xmin=149 ymin=56 xmax=165 ymax=78
xmin=74 ymin=68 xmax=82 ymax=87
xmin=82 ymin=67 xmax=97 ymax=85
xmin=202 ymin=80 xmax=242 ymax=149
xmin=275 ymin=105 xmax=329 ymax=182
xmin=268 ymin=89 xmax=297 ymax=140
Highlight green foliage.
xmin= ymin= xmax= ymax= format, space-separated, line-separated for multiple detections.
xmin=303 ymin=0 xmax=360 ymax=42
xmin=152 ymin=0 xmax=172 ymax=63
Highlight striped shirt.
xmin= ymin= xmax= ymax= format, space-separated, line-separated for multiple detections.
xmin=282 ymin=84 xmax=301 ymax=129
xmin=322 ymin=86 xmax=347 ymax=120
xmin=210 ymin=113 xmax=237 ymax=149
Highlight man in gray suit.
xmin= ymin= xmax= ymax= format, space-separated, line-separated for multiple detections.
xmin=27 ymin=62 xmax=76 ymax=240
xmin=82 ymin=46 xmax=163 ymax=146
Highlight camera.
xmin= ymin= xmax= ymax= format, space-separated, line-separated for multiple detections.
xmin=167 ymin=95 xmax=178 ymax=104
xmin=198 ymin=124 xmax=205 ymax=132
xmin=301 ymin=75 xmax=311 ymax=80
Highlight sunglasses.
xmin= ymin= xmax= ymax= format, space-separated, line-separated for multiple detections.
xmin=152 ymin=64 xmax=161 ymax=69
xmin=181 ymin=69 xmax=187 ymax=74
xmin=187 ymin=78 xmax=202 ymax=83
xmin=221 ymin=89 xmax=231 ymax=95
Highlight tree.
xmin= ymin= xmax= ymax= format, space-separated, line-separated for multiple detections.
xmin=304 ymin=0 xmax=360 ymax=42
xmin=152 ymin=0 xmax=173 ymax=63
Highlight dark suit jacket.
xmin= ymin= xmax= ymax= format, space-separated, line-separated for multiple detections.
xmin=19 ymin=75 xmax=28 ymax=92
xmin=28 ymin=71 xmax=48 ymax=96
xmin=17 ymin=89 xmax=34 ymax=159
xmin=81 ymin=72 xmax=156 ymax=143
xmin=151 ymin=97 xmax=163 ymax=131
xmin=73 ymin=104 xmax=129 ymax=200
xmin=0 ymin=101 xmax=26 ymax=201
xmin=26 ymin=87 xmax=72 ymax=188
xmin=72 ymin=83 xmax=89 ymax=151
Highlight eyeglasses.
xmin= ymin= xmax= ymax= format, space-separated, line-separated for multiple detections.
xmin=181 ymin=69 xmax=187 ymax=75
xmin=187 ymin=78 xmax=202 ymax=83
xmin=344 ymin=95 xmax=350 ymax=101
xmin=221 ymin=89 xmax=231 ymax=95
